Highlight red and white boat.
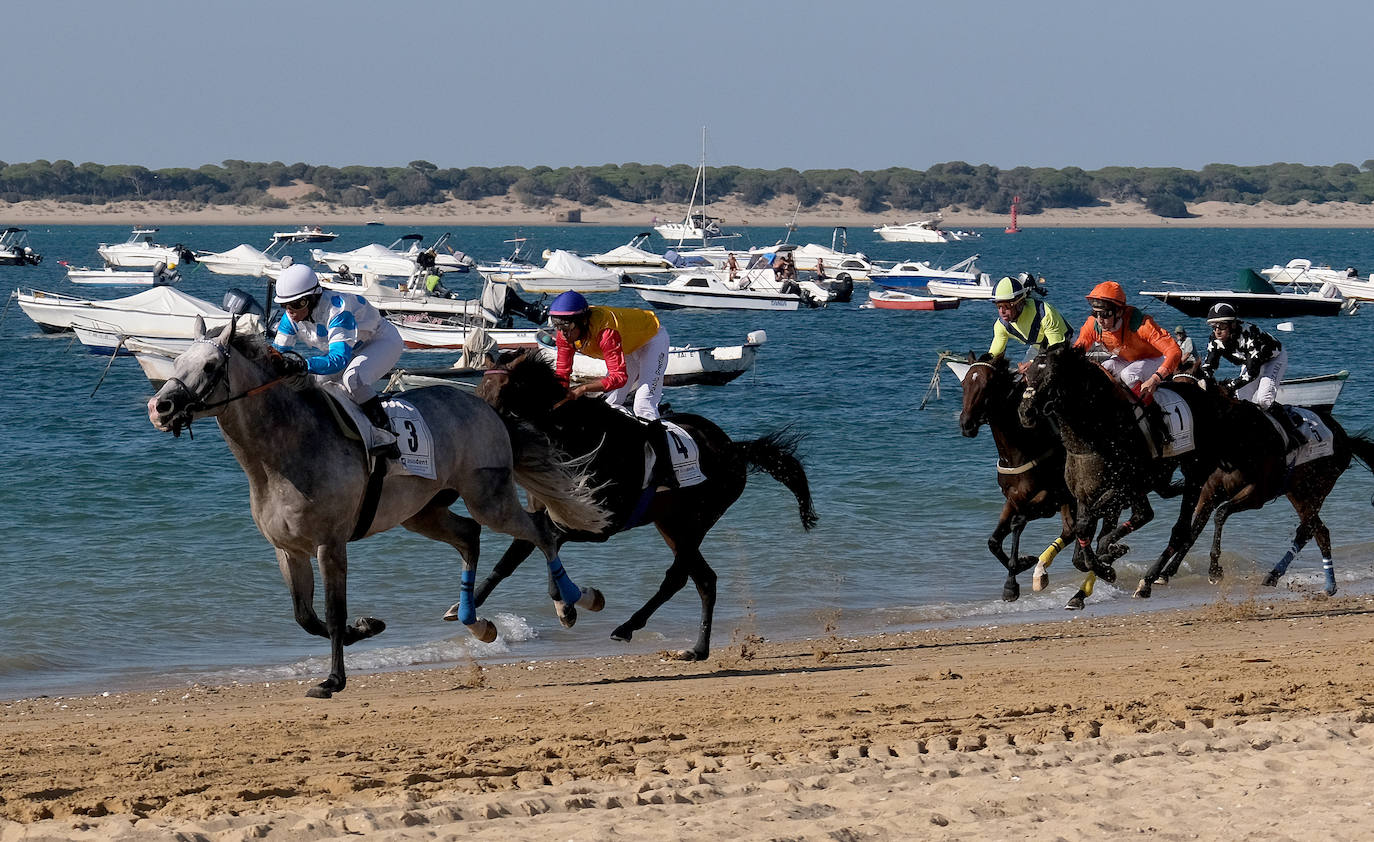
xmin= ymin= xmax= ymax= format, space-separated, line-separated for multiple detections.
xmin=865 ymin=290 xmax=960 ymax=311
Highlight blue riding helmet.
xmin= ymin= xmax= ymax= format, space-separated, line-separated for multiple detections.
xmin=549 ymin=290 xmax=590 ymax=317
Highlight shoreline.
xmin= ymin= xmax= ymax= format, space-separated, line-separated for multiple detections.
xmin=5 ymin=196 xmax=1374 ymax=229
xmin=5 ymin=593 xmax=1374 ymax=838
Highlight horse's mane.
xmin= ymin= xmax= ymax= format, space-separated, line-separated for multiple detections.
xmin=228 ymin=330 xmax=320 ymax=392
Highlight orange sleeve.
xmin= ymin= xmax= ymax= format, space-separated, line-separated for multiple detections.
xmin=1137 ymin=316 xmax=1182 ymax=376
xmin=1073 ymin=318 xmax=1097 ymax=350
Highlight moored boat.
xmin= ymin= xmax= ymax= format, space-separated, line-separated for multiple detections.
xmin=865 ymin=290 xmax=960 ymax=310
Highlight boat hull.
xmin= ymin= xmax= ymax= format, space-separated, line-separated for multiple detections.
xmin=1139 ymin=290 xmax=1344 ymax=318
xmin=624 ymin=283 xmax=800 ymax=311
xmin=867 ymin=291 xmax=960 ymax=310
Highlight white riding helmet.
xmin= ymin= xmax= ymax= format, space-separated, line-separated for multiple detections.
xmin=274 ymin=264 xmax=322 ymax=304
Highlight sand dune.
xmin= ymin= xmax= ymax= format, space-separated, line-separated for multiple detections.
xmin=5 ymin=594 xmax=1374 ymax=839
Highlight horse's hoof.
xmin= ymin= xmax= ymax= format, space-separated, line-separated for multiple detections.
xmin=1103 ymin=543 xmax=1129 ymax=562
xmin=555 ymin=601 xmax=577 ymax=629
xmin=443 ymin=603 xmax=460 ymax=621
xmin=664 ymin=649 xmax=703 ymax=662
xmin=1065 ymin=595 xmax=1085 ymax=610
xmin=1002 ymin=580 xmax=1020 ymax=602
xmin=1208 ymin=570 xmax=1224 ymax=585
xmin=1032 ymin=570 xmax=1049 ymax=592
xmin=1262 ymin=571 xmax=1281 ymax=587
xmin=1013 ymin=554 xmax=1040 ymax=575
xmin=577 ymin=587 xmax=605 ymax=612
xmin=611 ymin=626 xmax=632 ymax=642
xmin=305 ymin=686 xmax=333 ymax=699
xmin=1097 ymin=565 xmax=1117 ymax=584
xmin=1134 ymin=579 xmax=1153 ymax=599
xmin=350 ymin=617 xmax=386 ymax=641
xmin=466 ymin=617 xmax=498 ymax=644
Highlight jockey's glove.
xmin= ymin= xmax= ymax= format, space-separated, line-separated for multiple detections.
xmin=273 ymin=351 xmax=309 ymax=379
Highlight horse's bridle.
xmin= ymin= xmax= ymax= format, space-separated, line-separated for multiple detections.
xmin=163 ymin=339 xmax=285 ymax=437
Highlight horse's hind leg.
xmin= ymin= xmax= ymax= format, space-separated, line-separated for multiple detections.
xmin=1312 ymin=517 xmax=1336 ymax=595
xmin=464 ymin=469 xmax=603 ymax=627
xmin=1033 ymin=508 xmax=1073 ymax=593
xmin=277 ymin=547 xmax=327 ymax=639
xmin=402 ymin=504 xmax=497 ymax=644
xmin=613 ymin=528 xmax=715 ymax=661
xmin=473 ymin=539 xmax=538 ymax=608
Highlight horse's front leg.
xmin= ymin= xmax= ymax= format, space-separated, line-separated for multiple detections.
xmin=987 ymin=506 xmax=1024 ymax=602
xmin=473 ymin=539 xmax=538 ymax=609
xmin=614 ymin=531 xmax=711 ymax=660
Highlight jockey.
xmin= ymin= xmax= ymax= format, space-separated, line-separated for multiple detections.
xmin=549 ymin=290 xmax=670 ymax=421
xmin=270 ymin=263 xmax=404 ymax=448
xmin=1073 ymin=281 xmax=1180 ymax=401
xmin=988 ymin=275 xmax=1070 ymax=366
xmin=1200 ymin=302 xmax=1287 ymax=409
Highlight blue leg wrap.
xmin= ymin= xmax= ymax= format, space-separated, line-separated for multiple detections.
xmin=457 ymin=569 xmax=477 ymax=626
xmin=1323 ymin=559 xmax=1336 ymax=595
xmin=548 ymin=555 xmax=582 ymax=605
xmin=1271 ymin=541 xmax=1301 ymax=577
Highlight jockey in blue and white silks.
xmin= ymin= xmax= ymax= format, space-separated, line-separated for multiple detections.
xmin=271 ymin=264 xmax=403 ymax=435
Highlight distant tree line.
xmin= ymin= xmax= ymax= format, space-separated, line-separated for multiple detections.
xmin=4 ymin=158 xmax=1374 ymax=219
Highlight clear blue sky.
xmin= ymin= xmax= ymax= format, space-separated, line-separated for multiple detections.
xmin=9 ymin=0 xmax=1372 ymax=172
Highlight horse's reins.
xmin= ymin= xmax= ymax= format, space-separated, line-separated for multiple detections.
xmin=968 ymin=359 xmax=1052 ymax=474
xmin=165 ymin=339 xmax=287 ymax=436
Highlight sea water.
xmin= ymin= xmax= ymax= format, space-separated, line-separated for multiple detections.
xmin=2 ymin=223 xmax=1373 ymax=699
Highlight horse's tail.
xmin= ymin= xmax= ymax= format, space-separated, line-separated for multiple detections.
xmin=736 ymin=426 xmax=818 ymax=530
xmin=505 ymin=419 xmax=612 ymax=533
xmin=1346 ymin=428 xmax=1374 ymax=475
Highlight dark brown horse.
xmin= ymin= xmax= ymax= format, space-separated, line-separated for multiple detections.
xmin=1019 ymin=343 xmax=1218 ymax=591
xmin=472 ymin=350 xmax=818 ymax=660
xmin=1139 ymin=377 xmax=1374 ymax=597
xmin=958 ymin=353 xmax=1103 ymax=608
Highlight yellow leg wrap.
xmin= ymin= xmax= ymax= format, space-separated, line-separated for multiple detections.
xmin=1039 ymin=537 xmax=1067 ymax=568
xmin=1081 ymin=572 xmax=1097 ymax=597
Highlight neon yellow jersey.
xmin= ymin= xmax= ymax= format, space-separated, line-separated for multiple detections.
xmin=989 ymin=300 xmax=1070 ymax=358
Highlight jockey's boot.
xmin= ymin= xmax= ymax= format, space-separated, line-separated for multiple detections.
xmin=1267 ymin=403 xmax=1303 ymax=450
xmin=647 ymin=420 xmax=679 ymax=490
xmin=360 ymin=396 xmax=400 ymax=459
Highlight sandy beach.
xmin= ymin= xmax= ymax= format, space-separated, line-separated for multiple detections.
xmin=5 ymin=194 xmax=1374 ymax=230
xmin=5 ymin=592 xmax=1374 ymax=840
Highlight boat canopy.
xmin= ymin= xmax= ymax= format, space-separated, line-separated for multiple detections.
xmin=1236 ymin=269 xmax=1278 ymax=294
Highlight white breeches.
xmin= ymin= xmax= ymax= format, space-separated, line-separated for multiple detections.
xmin=1235 ymin=349 xmax=1287 ymax=408
xmin=604 ymin=327 xmax=669 ymax=420
xmin=1101 ymin=354 xmax=1165 ymax=389
xmin=323 ymin=318 xmax=404 ymax=404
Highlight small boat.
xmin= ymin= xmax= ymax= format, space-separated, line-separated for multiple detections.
xmin=0 ymin=227 xmax=41 ymax=265
xmin=194 ymin=242 xmax=285 ymax=277
xmin=389 ymin=318 xmax=544 ymax=351
xmin=97 ymin=228 xmax=192 ymax=268
xmin=502 ymin=249 xmax=622 ymax=294
xmin=61 ymin=263 xmax=160 ymax=285
xmin=873 ymin=218 xmax=954 ymax=243
xmin=625 ymin=257 xmax=833 ymax=310
xmin=13 ymin=285 xmax=255 ymax=337
xmin=759 ymin=228 xmax=878 ymax=281
xmin=1261 ymin=259 xmax=1374 ymax=302
xmin=311 ymin=233 xmax=472 ymax=277
xmin=942 ymin=354 xmax=1348 ymax=409
xmin=586 ymin=232 xmax=673 ymax=270
xmin=865 ymin=290 xmax=960 ymax=311
xmin=653 ymin=128 xmax=740 ymax=246
xmin=1139 ymin=269 xmax=1351 ymax=318
xmin=272 ymin=225 xmax=337 ymax=244
xmin=870 ymin=254 xmax=989 ymax=293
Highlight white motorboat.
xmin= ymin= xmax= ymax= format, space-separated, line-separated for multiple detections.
xmin=96 ymin=228 xmax=191 ymax=268
xmin=626 ymin=257 xmax=833 ymax=310
xmin=1261 ymin=259 xmax=1374 ymax=302
xmin=536 ymin=329 xmax=766 ymax=386
xmin=503 ymin=250 xmax=622 ymax=294
xmin=272 ymin=225 xmax=337 ymax=244
xmin=870 ymin=254 xmax=991 ymax=293
xmin=311 ymin=233 xmax=425 ymax=277
xmin=755 ymin=228 xmax=878 ymax=281
xmin=389 ymin=318 xmax=544 ymax=351
xmin=61 ymin=263 xmax=160 ymax=285
xmin=195 ymin=242 xmax=286 ymax=277
xmin=0 ymin=227 xmax=41 ymax=265
xmin=14 ymin=285 xmax=257 ymax=338
xmin=586 ymin=232 xmax=673 ymax=270
xmin=653 ymin=127 xmax=740 ymax=246
xmin=873 ymin=218 xmax=954 ymax=243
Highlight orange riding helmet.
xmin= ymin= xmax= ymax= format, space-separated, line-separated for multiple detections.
xmin=1084 ymin=281 xmax=1127 ymax=306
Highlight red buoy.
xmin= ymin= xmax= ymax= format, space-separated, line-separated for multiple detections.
xmin=1005 ymin=195 xmax=1022 ymax=234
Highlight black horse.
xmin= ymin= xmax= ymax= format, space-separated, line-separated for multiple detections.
xmin=1140 ymin=376 xmax=1374 ymax=596
xmin=958 ymin=353 xmax=1106 ymax=608
xmin=472 ymin=350 xmax=818 ymax=660
xmin=1019 ymin=343 xmax=1219 ymax=591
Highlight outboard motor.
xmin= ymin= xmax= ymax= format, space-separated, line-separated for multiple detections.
xmin=223 ymin=287 xmax=265 ymax=318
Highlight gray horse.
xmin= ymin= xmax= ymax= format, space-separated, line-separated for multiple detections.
xmin=147 ymin=317 xmax=610 ymax=698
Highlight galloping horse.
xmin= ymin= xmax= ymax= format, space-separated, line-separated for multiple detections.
xmin=1137 ymin=380 xmax=1374 ymax=597
xmin=958 ymin=353 xmax=1101 ymax=608
xmin=474 ymin=350 xmax=818 ymax=661
xmin=1019 ymin=343 xmax=1219 ymax=589
xmin=147 ymin=318 xmax=610 ymax=698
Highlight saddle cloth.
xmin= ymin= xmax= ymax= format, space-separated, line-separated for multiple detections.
xmin=1141 ymin=388 xmax=1196 ymax=459
xmin=645 ymin=420 xmax=706 ymax=489
xmin=1267 ymin=406 xmax=1336 ymax=468
xmin=320 ymin=383 xmax=437 ymax=480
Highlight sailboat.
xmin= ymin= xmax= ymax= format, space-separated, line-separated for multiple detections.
xmin=653 ymin=127 xmax=740 ymax=246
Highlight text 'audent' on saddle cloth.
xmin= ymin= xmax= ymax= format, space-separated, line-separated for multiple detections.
xmin=319 ymin=383 xmax=437 ymax=480
xmin=654 ymin=420 xmax=706 ymax=488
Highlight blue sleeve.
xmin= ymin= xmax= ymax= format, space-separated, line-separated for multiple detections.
xmin=307 ymin=340 xmax=353 ymax=375
xmin=271 ymin=313 xmax=297 ymax=351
